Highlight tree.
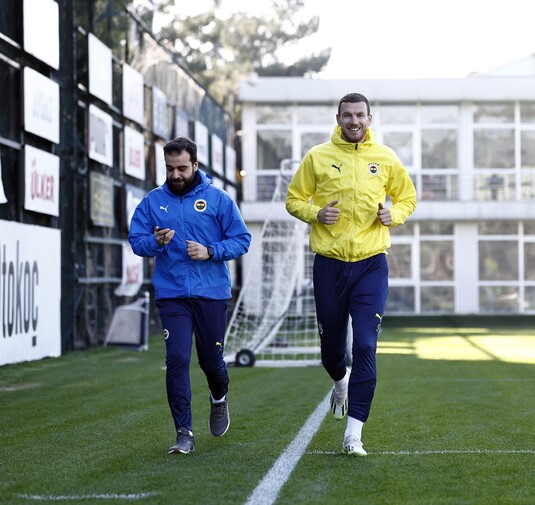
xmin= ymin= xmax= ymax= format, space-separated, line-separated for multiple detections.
xmin=152 ymin=0 xmax=331 ymax=107
xmin=75 ymin=0 xmax=133 ymax=51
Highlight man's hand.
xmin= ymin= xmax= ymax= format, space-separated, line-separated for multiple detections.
xmin=317 ymin=200 xmax=340 ymax=225
xmin=186 ymin=240 xmax=210 ymax=260
xmin=154 ymin=226 xmax=175 ymax=246
xmin=377 ymin=203 xmax=392 ymax=227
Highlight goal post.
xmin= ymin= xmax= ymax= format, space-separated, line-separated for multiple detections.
xmin=224 ymin=160 xmax=320 ymax=367
xmin=225 ymin=159 xmax=354 ymax=367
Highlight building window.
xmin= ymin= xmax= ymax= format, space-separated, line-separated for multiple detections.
xmin=390 ymin=222 xmax=415 ymax=236
xmin=525 ymin=287 xmax=535 ymax=311
xmin=525 ymin=243 xmax=535 ymax=281
xmin=420 ymin=223 xmax=454 ymax=235
xmin=474 ymin=173 xmax=516 ymax=201
xmin=256 ymin=105 xmax=292 ymax=124
xmin=521 ymin=130 xmax=535 ymax=167
xmin=256 ymin=130 xmax=292 ymax=170
xmin=419 ymin=222 xmax=455 ymax=313
xmin=474 ymin=129 xmax=515 ymax=169
xmin=478 ymin=222 xmax=517 ymax=234
xmin=380 ymin=104 xmax=460 ymax=202
xmin=256 ymin=174 xmax=278 ymax=201
xmin=387 ymin=236 xmax=415 ymax=314
xmin=421 ymin=105 xmax=459 ymax=124
xmin=479 ymin=240 xmax=518 ymax=281
xmin=521 ymin=174 xmax=535 ymax=200
xmin=421 ymin=174 xmax=458 ymax=201
xmin=473 ymin=103 xmax=514 ymax=123
xmin=300 ymin=132 xmax=330 ymax=158
xmin=422 ymin=129 xmax=457 ymax=169
xmin=520 ymin=102 xmax=535 ymax=123
xmin=421 ymin=286 xmax=454 ymax=312
xmin=379 ymin=105 xmax=417 ymax=124
xmin=387 ymin=287 xmax=415 ymax=313
xmin=479 ymin=286 xmax=519 ymax=313
xmin=297 ymin=106 xmax=334 ymax=124
xmin=388 ymin=243 xmax=412 ymax=279
xmin=525 ymin=222 xmax=535 ymax=311
xmin=383 ymin=131 xmax=413 ymax=167
xmin=478 ymin=225 xmax=520 ymax=312
xmin=420 ymin=241 xmax=454 ymax=281
xmin=469 ymin=102 xmax=535 ymax=202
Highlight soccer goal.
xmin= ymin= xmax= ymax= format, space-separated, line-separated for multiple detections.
xmin=224 ymin=160 xmax=332 ymax=367
xmin=104 ymin=291 xmax=150 ymax=351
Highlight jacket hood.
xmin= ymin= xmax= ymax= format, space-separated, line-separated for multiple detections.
xmin=331 ymin=125 xmax=376 ymax=147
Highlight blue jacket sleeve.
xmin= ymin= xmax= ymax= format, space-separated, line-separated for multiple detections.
xmin=128 ymin=196 xmax=165 ymax=257
xmin=212 ymin=196 xmax=251 ymax=261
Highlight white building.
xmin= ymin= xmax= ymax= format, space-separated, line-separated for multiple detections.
xmin=237 ymin=73 xmax=535 ymax=315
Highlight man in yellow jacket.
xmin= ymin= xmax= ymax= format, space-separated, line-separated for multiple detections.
xmin=286 ymin=92 xmax=416 ymax=456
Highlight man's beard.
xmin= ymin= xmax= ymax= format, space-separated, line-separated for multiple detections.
xmin=168 ymin=173 xmax=195 ymax=195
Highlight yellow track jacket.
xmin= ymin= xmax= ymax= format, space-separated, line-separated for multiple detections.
xmin=286 ymin=125 xmax=417 ymax=262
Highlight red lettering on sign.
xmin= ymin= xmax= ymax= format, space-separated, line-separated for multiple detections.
xmin=31 ymin=171 xmax=55 ymax=202
xmin=126 ymin=264 xmax=141 ymax=284
xmin=129 ymin=148 xmax=141 ymax=168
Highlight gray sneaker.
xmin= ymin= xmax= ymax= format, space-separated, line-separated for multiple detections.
xmin=209 ymin=395 xmax=230 ymax=437
xmin=168 ymin=427 xmax=195 ymax=454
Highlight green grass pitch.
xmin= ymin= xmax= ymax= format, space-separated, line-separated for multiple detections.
xmin=1 ymin=316 xmax=534 ymax=504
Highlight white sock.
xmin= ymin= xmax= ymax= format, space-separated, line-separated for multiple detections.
xmin=211 ymin=393 xmax=227 ymax=403
xmin=345 ymin=416 xmax=364 ymax=440
xmin=334 ymin=369 xmax=349 ymax=394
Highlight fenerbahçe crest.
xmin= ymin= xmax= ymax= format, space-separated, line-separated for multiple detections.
xmin=194 ymin=199 xmax=207 ymax=212
xmin=368 ymin=163 xmax=379 ymax=175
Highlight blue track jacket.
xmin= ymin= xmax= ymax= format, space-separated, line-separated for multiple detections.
xmin=128 ymin=170 xmax=251 ymax=301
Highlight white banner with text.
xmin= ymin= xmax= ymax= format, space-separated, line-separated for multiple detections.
xmin=0 ymin=220 xmax=61 ymax=366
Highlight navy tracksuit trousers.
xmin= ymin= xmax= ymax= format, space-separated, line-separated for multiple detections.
xmin=313 ymin=253 xmax=388 ymax=423
xmin=156 ymin=298 xmax=229 ymax=431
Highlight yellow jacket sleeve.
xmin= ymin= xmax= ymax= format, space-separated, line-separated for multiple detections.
xmin=285 ymin=154 xmax=321 ymax=224
xmin=387 ymin=158 xmax=417 ymax=227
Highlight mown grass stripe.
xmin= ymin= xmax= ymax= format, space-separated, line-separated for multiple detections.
xmin=244 ymin=391 xmax=330 ymax=505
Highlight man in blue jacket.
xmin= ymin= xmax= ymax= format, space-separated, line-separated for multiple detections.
xmin=129 ymin=137 xmax=251 ymax=455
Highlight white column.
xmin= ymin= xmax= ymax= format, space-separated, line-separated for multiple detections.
xmin=455 ymin=223 xmax=479 ymax=313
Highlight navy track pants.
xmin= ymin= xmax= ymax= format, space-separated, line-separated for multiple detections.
xmin=313 ymin=253 xmax=388 ymax=422
xmin=156 ymin=298 xmax=229 ymax=431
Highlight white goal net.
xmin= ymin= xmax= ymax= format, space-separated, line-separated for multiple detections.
xmin=224 ymin=160 xmax=322 ymax=367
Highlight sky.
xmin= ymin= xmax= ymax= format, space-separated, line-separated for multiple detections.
xmin=152 ymin=0 xmax=535 ymax=79
xmin=308 ymin=0 xmax=535 ymax=79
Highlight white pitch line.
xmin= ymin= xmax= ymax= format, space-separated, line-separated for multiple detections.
xmin=19 ymin=493 xmax=157 ymax=501
xmin=308 ymin=449 xmax=535 ymax=455
xmin=244 ymin=391 xmax=331 ymax=505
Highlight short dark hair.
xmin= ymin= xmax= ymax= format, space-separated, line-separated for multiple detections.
xmin=163 ymin=137 xmax=198 ymax=164
xmin=338 ymin=93 xmax=371 ymax=116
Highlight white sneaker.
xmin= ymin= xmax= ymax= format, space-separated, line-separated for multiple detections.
xmin=329 ymin=386 xmax=348 ymax=420
xmin=343 ymin=434 xmax=367 ymax=457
